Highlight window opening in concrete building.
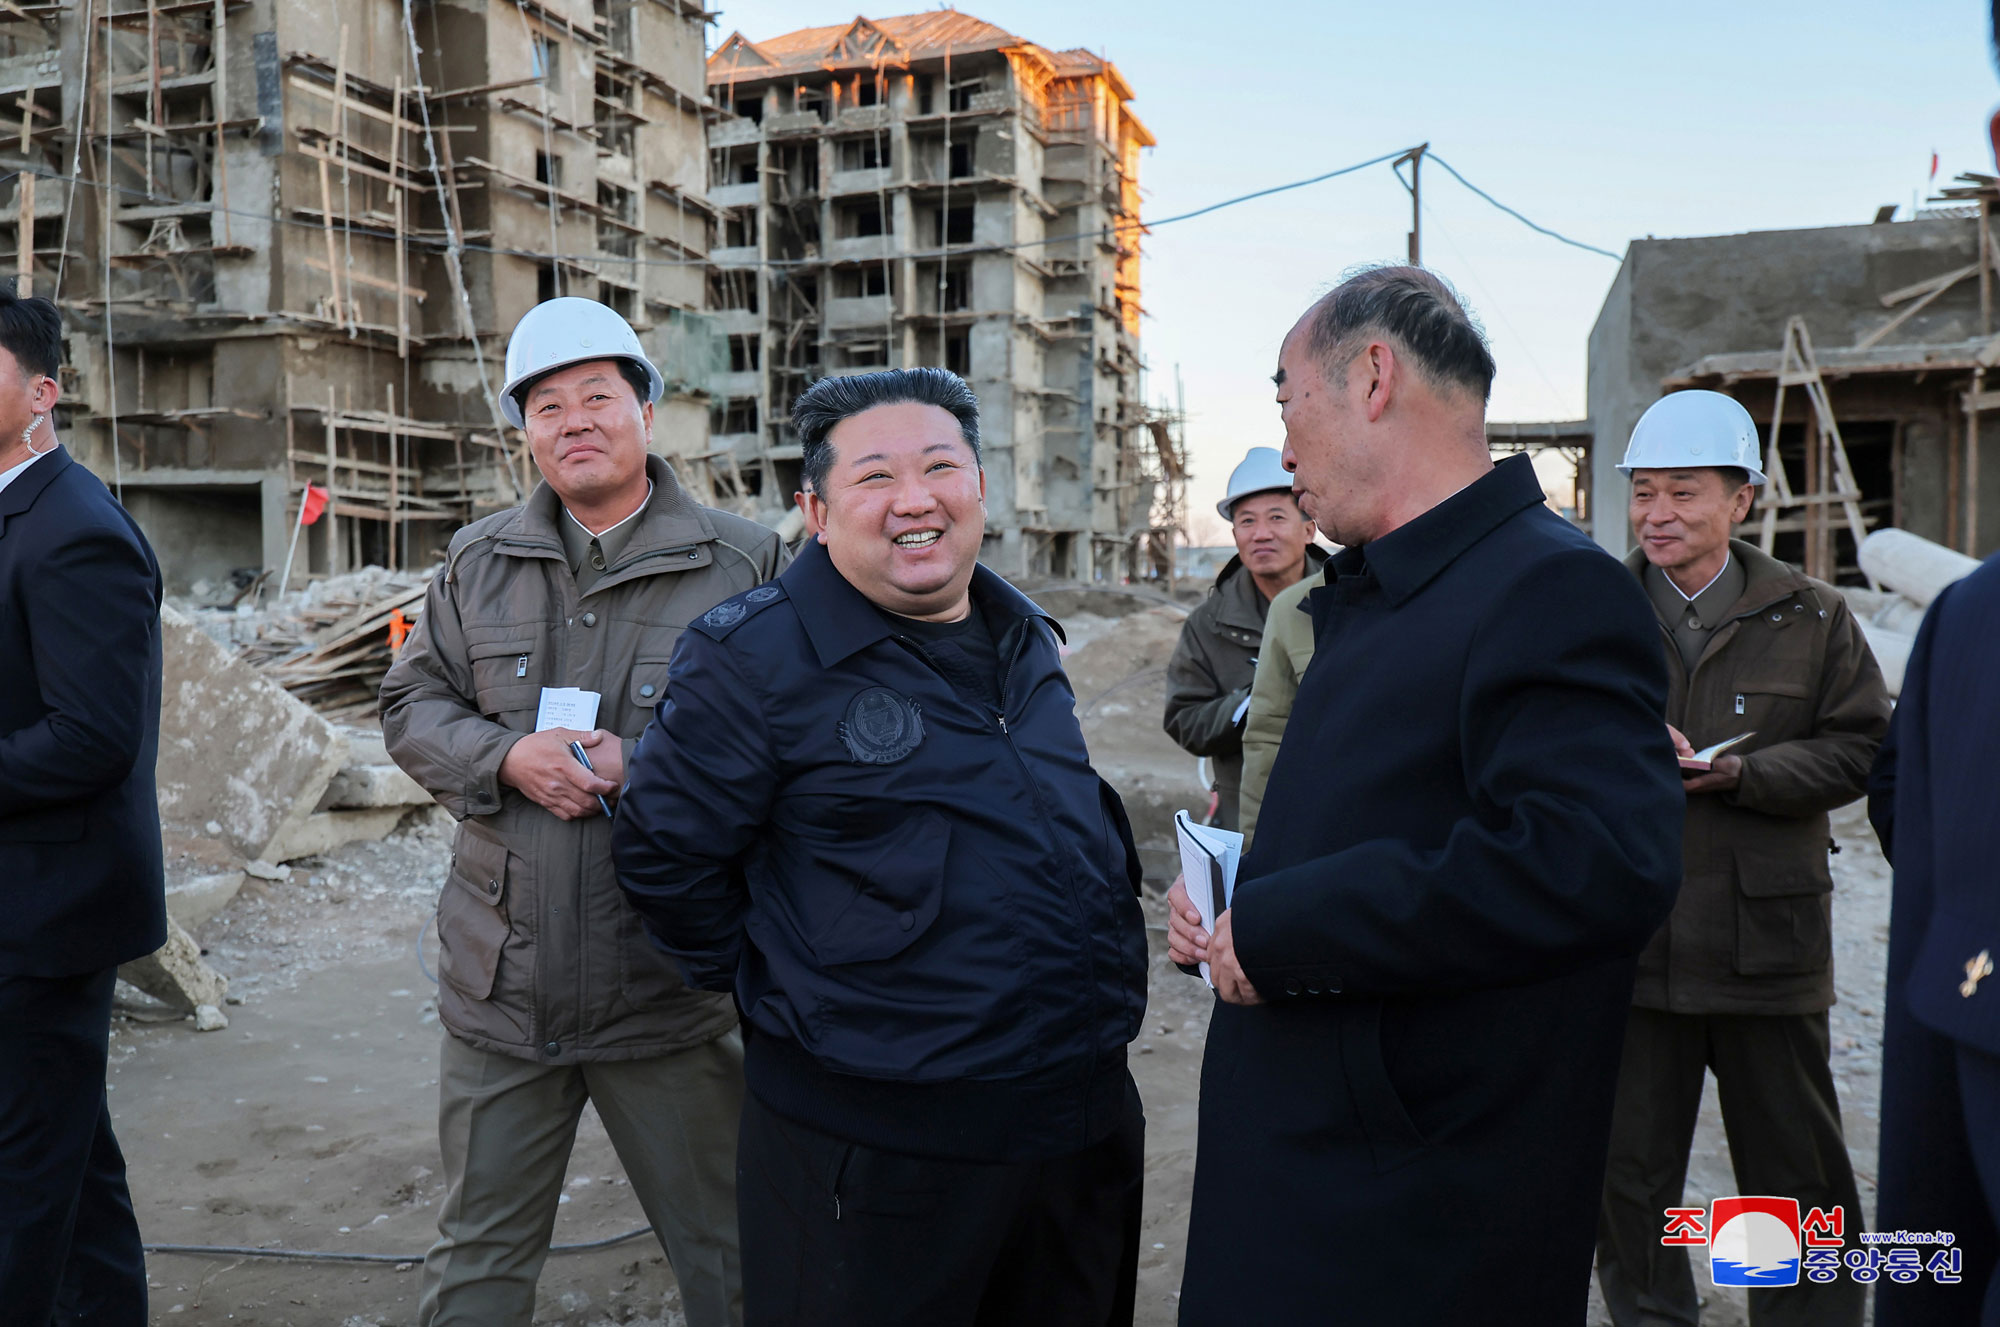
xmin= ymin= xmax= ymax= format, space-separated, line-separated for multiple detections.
xmin=723 ymin=208 xmax=756 ymax=249
xmin=797 ymin=83 xmax=829 ymax=121
xmin=531 ymin=34 xmax=562 ymax=92
xmin=941 ymin=264 xmax=970 ymax=311
xmin=838 ymin=137 xmax=890 ymax=171
xmin=856 ymin=75 xmax=879 ymax=107
xmin=833 ymin=341 xmax=890 ymax=369
xmin=729 ymin=335 xmax=762 ymax=372
xmin=948 ymin=79 xmax=984 ymax=112
xmin=598 ymin=183 xmax=637 ymax=259
xmin=538 ymin=263 xmax=560 ymax=304
xmin=709 ymin=269 xmax=759 ymax=313
xmin=715 ymin=397 xmax=759 ymax=435
xmin=598 ymin=283 xmax=635 ymax=319
xmin=949 ymin=138 xmax=975 ymax=179
xmin=734 ymin=94 xmax=763 ymax=123
xmin=935 ymin=205 xmax=974 ymax=245
xmin=834 ymin=264 xmax=891 ymax=298
xmin=535 ymin=151 xmax=562 ymax=188
xmin=917 ymin=75 xmax=935 ymax=114
xmin=945 ymin=330 xmax=971 ymax=376
xmin=838 ymin=200 xmax=887 ymax=238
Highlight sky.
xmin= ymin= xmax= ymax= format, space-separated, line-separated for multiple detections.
xmin=708 ymin=1 xmax=1999 ymax=543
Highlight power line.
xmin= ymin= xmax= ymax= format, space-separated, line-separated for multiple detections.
xmin=6 ymin=144 xmax=1624 ymax=282
xmin=1426 ymin=152 xmax=1622 ymax=261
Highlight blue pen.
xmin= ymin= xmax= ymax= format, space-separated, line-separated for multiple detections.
xmin=567 ymin=740 xmax=615 ymax=818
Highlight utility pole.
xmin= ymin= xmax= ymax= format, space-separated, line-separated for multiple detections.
xmin=1397 ymin=142 xmax=1429 ymax=266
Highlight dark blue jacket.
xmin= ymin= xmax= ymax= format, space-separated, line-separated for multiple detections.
xmin=0 ymin=447 xmax=166 ymax=976
xmin=1869 ymin=555 xmax=2000 ymax=1327
xmin=1179 ymin=455 xmax=1685 ymax=1326
xmin=613 ymin=539 xmax=1147 ymax=1161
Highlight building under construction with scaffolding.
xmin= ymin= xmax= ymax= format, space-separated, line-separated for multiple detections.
xmin=1 ymin=0 xmax=717 ymax=594
xmin=705 ymin=9 xmax=1177 ymax=581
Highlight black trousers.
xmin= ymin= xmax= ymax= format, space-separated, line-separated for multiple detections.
xmin=0 ymin=967 xmax=147 ymax=1326
xmin=1596 ymin=1007 xmax=1864 ymax=1327
xmin=736 ymin=1079 xmax=1144 ymax=1327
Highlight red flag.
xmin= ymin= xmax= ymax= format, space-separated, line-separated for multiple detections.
xmin=299 ymin=482 xmax=329 ymax=526
xmin=1931 ymin=151 xmax=1940 ymax=181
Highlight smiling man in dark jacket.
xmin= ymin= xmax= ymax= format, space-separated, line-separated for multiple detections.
xmin=1168 ymin=267 xmax=1685 ymax=1324
xmin=613 ymin=366 xmax=1149 ymax=1327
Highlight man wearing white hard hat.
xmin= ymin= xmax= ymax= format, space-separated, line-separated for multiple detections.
xmin=1595 ymin=389 xmax=1890 ymax=1327
xmin=1163 ymin=446 xmax=1325 ymax=829
xmin=382 ymin=297 xmax=788 ymax=1326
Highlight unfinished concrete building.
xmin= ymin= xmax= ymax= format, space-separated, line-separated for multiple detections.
xmin=0 ymin=0 xmax=717 ymax=594
xmin=704 ymin=10 xmax=1171 ymax=580
xmin=1588 ymin=207 xmax=2000 ymax=579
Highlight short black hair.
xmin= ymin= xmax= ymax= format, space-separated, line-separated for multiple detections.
xmin=793 ymin=367 xmax=981 ymax=495
xmin=0 ymin=281 xmax=61 ymax=380
xmin=1716 ymin=466 xmax=1752 ymax=492
xmin=511 ymin=356 xmax=653 ymax=417
xmin=1305 ymin=264 xmax=1495 ymax=403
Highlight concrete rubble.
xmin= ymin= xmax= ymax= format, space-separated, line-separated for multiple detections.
xmin=142 ymin=602 xmax=442 ymax=1027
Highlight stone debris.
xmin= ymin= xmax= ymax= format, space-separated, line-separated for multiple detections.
xmin=118 ymin=916 xmax=229 ymax=1028
xmin=157 ymin=604 xmax=348 ymax=864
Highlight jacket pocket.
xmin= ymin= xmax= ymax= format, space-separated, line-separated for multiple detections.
xmin=439 ymin=824 xmax=511 ymax=1000
xmin=807 ymin=810 xmax=949 ymax=966
xmin=466 ymin=637 xmax=540 ymax=718
xmin=1339 ymin=1001 xmax=1426 ymax=1172
xmin=627 ymin=655 xmax=673 ymax=717
xmin=1732 ymin=843 xmax=1832 ymax=977
xmin=1728 ymin=677 xmax=1812 ymax=740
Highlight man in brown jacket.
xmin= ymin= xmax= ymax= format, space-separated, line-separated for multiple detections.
xmin=1164 ymin=446 xmax=1325 ymax=829
xmin=1595 ymin=391 xmax=1890 ymax=1327
xmin=381 ymin=299 xmax=787 ymax=1327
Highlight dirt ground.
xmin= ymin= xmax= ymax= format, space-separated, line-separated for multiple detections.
xmin=118 ymin=603 xmax=1895 ymax=1325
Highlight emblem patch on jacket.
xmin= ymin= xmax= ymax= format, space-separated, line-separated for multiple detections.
xmin=704 ymin=600 xmax=747 ymax=629
xmin=840 ymin=687 xmax=924 ymax=764
xmin=746 ymin=584 xmax=783 ymax=604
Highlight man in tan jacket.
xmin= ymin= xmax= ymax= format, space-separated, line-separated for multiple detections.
xmin=381 ymin=299 xmax=787 ymax=1327
xmin=1596 ymin=391 xmax=1889 ymax=1327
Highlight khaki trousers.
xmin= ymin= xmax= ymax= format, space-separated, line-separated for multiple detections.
xmin=420 ymin=1028 xmax=744 ymax=1327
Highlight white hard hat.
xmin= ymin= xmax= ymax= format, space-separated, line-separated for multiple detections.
xmin=1619 ymin=390 xmax=1767 ymax=487
xmin=499 ymin=296 xmax=666 ymax=427
xmin=1216 ymin=446 xmax=1296 ymax=520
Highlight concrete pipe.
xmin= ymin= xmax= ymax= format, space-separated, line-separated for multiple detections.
xmin=1858 ymin=529 xmax=1981 ymax=608
xmin=1859 ymin=621 xmax=1915 ymax=699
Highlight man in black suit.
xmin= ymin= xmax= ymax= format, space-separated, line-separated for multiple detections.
xmin=0 ymin=287 xmax=164 ymax=1321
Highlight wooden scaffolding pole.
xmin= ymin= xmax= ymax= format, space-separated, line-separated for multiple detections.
xmin=210 ymin=0 xmax=231 ymax=245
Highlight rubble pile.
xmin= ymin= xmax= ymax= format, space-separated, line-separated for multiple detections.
xmin=228 ymin=568 xmax=431 ymax=721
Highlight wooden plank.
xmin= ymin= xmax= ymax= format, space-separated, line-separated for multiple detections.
xmin=299 ymin=254 xmax=427 ymax=301
xmin=329 ymin=25 xmax=354 ymax=335
xmin=14 ymin=171 xmax=31 ymax=297
xmin=285 ymin=72 xmax=432 ymax=137
xmin=1879 ymin=262 xmax=1979 ymax=308
xmin=211 ymin=0 xmax=230 ymax=245
xmin=390 ymin=78 xmax=407 ymax=359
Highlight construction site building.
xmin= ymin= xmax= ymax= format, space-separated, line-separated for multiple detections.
xmin=0 ymin=0 xmax=718 ymax=595
xmin=1588 ymin=209 xmax=2000 ymax=579
xmin=704 ymin=10 xmax=1173 ymax=581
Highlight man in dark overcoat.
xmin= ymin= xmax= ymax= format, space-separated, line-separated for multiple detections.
xmin=0 ymin=287 xmax=165 ymax=1318
xmin=1870 ymin=551 xmax=2000 ymax=1326
xmin=1168 ymin=266 xmax=1685 ymax=1324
